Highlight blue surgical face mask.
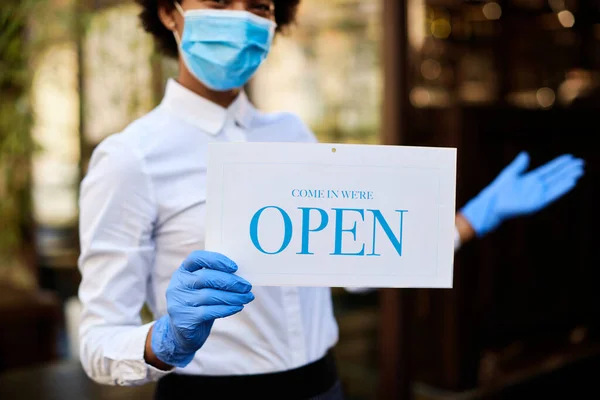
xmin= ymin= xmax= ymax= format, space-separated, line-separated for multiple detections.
xmin=174 ymin=3 xmax=276 ymax=91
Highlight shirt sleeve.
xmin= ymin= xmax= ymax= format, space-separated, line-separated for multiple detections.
xmin=454 ymin=223 xmax=462 ymax=251
xmin=77 ymin=134 xmax=173 ymax=385
xmin=344 ymin=224 xmax=461 ymax=294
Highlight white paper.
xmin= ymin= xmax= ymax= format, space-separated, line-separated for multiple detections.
xmin=205 ymin=142 xmax=456 ymax=288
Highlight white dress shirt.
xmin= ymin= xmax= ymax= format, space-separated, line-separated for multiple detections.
xmin=78 ymin=79 xmax=338 ymax=386
xmin=78 ymin=78 xmax=464 ymax=386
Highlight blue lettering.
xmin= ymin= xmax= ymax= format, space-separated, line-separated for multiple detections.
xmin=297 ymin=207 xmax=329 ymax=255
xmin=291 ymin=189 xmax=325 ymax=198
xmin=330 ymin=208 xmax=365 ymax=256
xmin=367 ymin=209 xmax=407 ymax=256
xmin=250 ymin=206 xmax=408 ymax=257
xmin=249 ymin=206 xmax=293 ymax=254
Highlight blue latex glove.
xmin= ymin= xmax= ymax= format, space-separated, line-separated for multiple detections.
xmin=151 ymin=251 xmax=254 ymax=367
xmin=461 ymin=152 xmax=585 ymax=237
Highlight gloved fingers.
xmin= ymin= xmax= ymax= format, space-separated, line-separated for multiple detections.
xmin=528 ymin=154 xmax=577 ymax=181
xmin=179 ymin=268 xmax=252 ymax=293
xmin=541 ymin=159 xmax=585 ymax=186
xmin=180 ymin=250 xmax=238 ymax=273
xmin=497 ymin=151 xmax=530 ymax=179
xmin=185 ymin=288 xmax=255 ymax=307
xmin=542 ymin=177 xmax=579 ymax=204
xmin=195 ymin=305 xmax=245 ymax=323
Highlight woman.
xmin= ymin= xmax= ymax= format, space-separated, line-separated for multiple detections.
xmin=77 ymin=0 xmax=585 ymax=398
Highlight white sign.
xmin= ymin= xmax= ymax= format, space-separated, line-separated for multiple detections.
xmin=205 ymin=142 xmax=456 ymax=288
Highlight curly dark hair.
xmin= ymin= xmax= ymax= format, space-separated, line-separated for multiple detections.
xmin=135 ymin=0 xmax=301 ymax=58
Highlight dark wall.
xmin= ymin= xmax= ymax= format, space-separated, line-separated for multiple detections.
xmin=405 ymin=105 xmax=599 ymax=392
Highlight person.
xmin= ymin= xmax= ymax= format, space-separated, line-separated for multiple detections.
xmin=76 ymin=0 xmax=585 ymax=399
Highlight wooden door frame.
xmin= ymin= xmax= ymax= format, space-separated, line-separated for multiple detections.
xmin=378 ymin=0 xmax=413 ymax=399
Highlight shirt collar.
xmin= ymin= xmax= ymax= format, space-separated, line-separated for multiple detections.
xmin=160 ymin=78 xmax=254 ymax=135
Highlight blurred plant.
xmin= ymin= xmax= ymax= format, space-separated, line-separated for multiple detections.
xmin=0 ymin=0 xmax=40 ymax=285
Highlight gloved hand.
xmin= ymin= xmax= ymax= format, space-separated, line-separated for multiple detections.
xmin=151 ymin=251 xmax=254 ymax=367
xmin=461 ymin=152 xmax=585 ymax=237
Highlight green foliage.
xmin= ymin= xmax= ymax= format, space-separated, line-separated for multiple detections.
xmin=0 ymin=0 xmax=39 ymax=267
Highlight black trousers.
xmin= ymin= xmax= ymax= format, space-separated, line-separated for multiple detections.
xmin=154 ymin=350 xmax=344 ymax=400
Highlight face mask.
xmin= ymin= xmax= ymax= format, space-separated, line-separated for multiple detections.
xmin=174 ymin=3 xmax=276 ymax=91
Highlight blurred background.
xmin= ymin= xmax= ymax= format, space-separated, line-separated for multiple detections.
xmin=0 ymin=0 xmax=599 ymax=399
